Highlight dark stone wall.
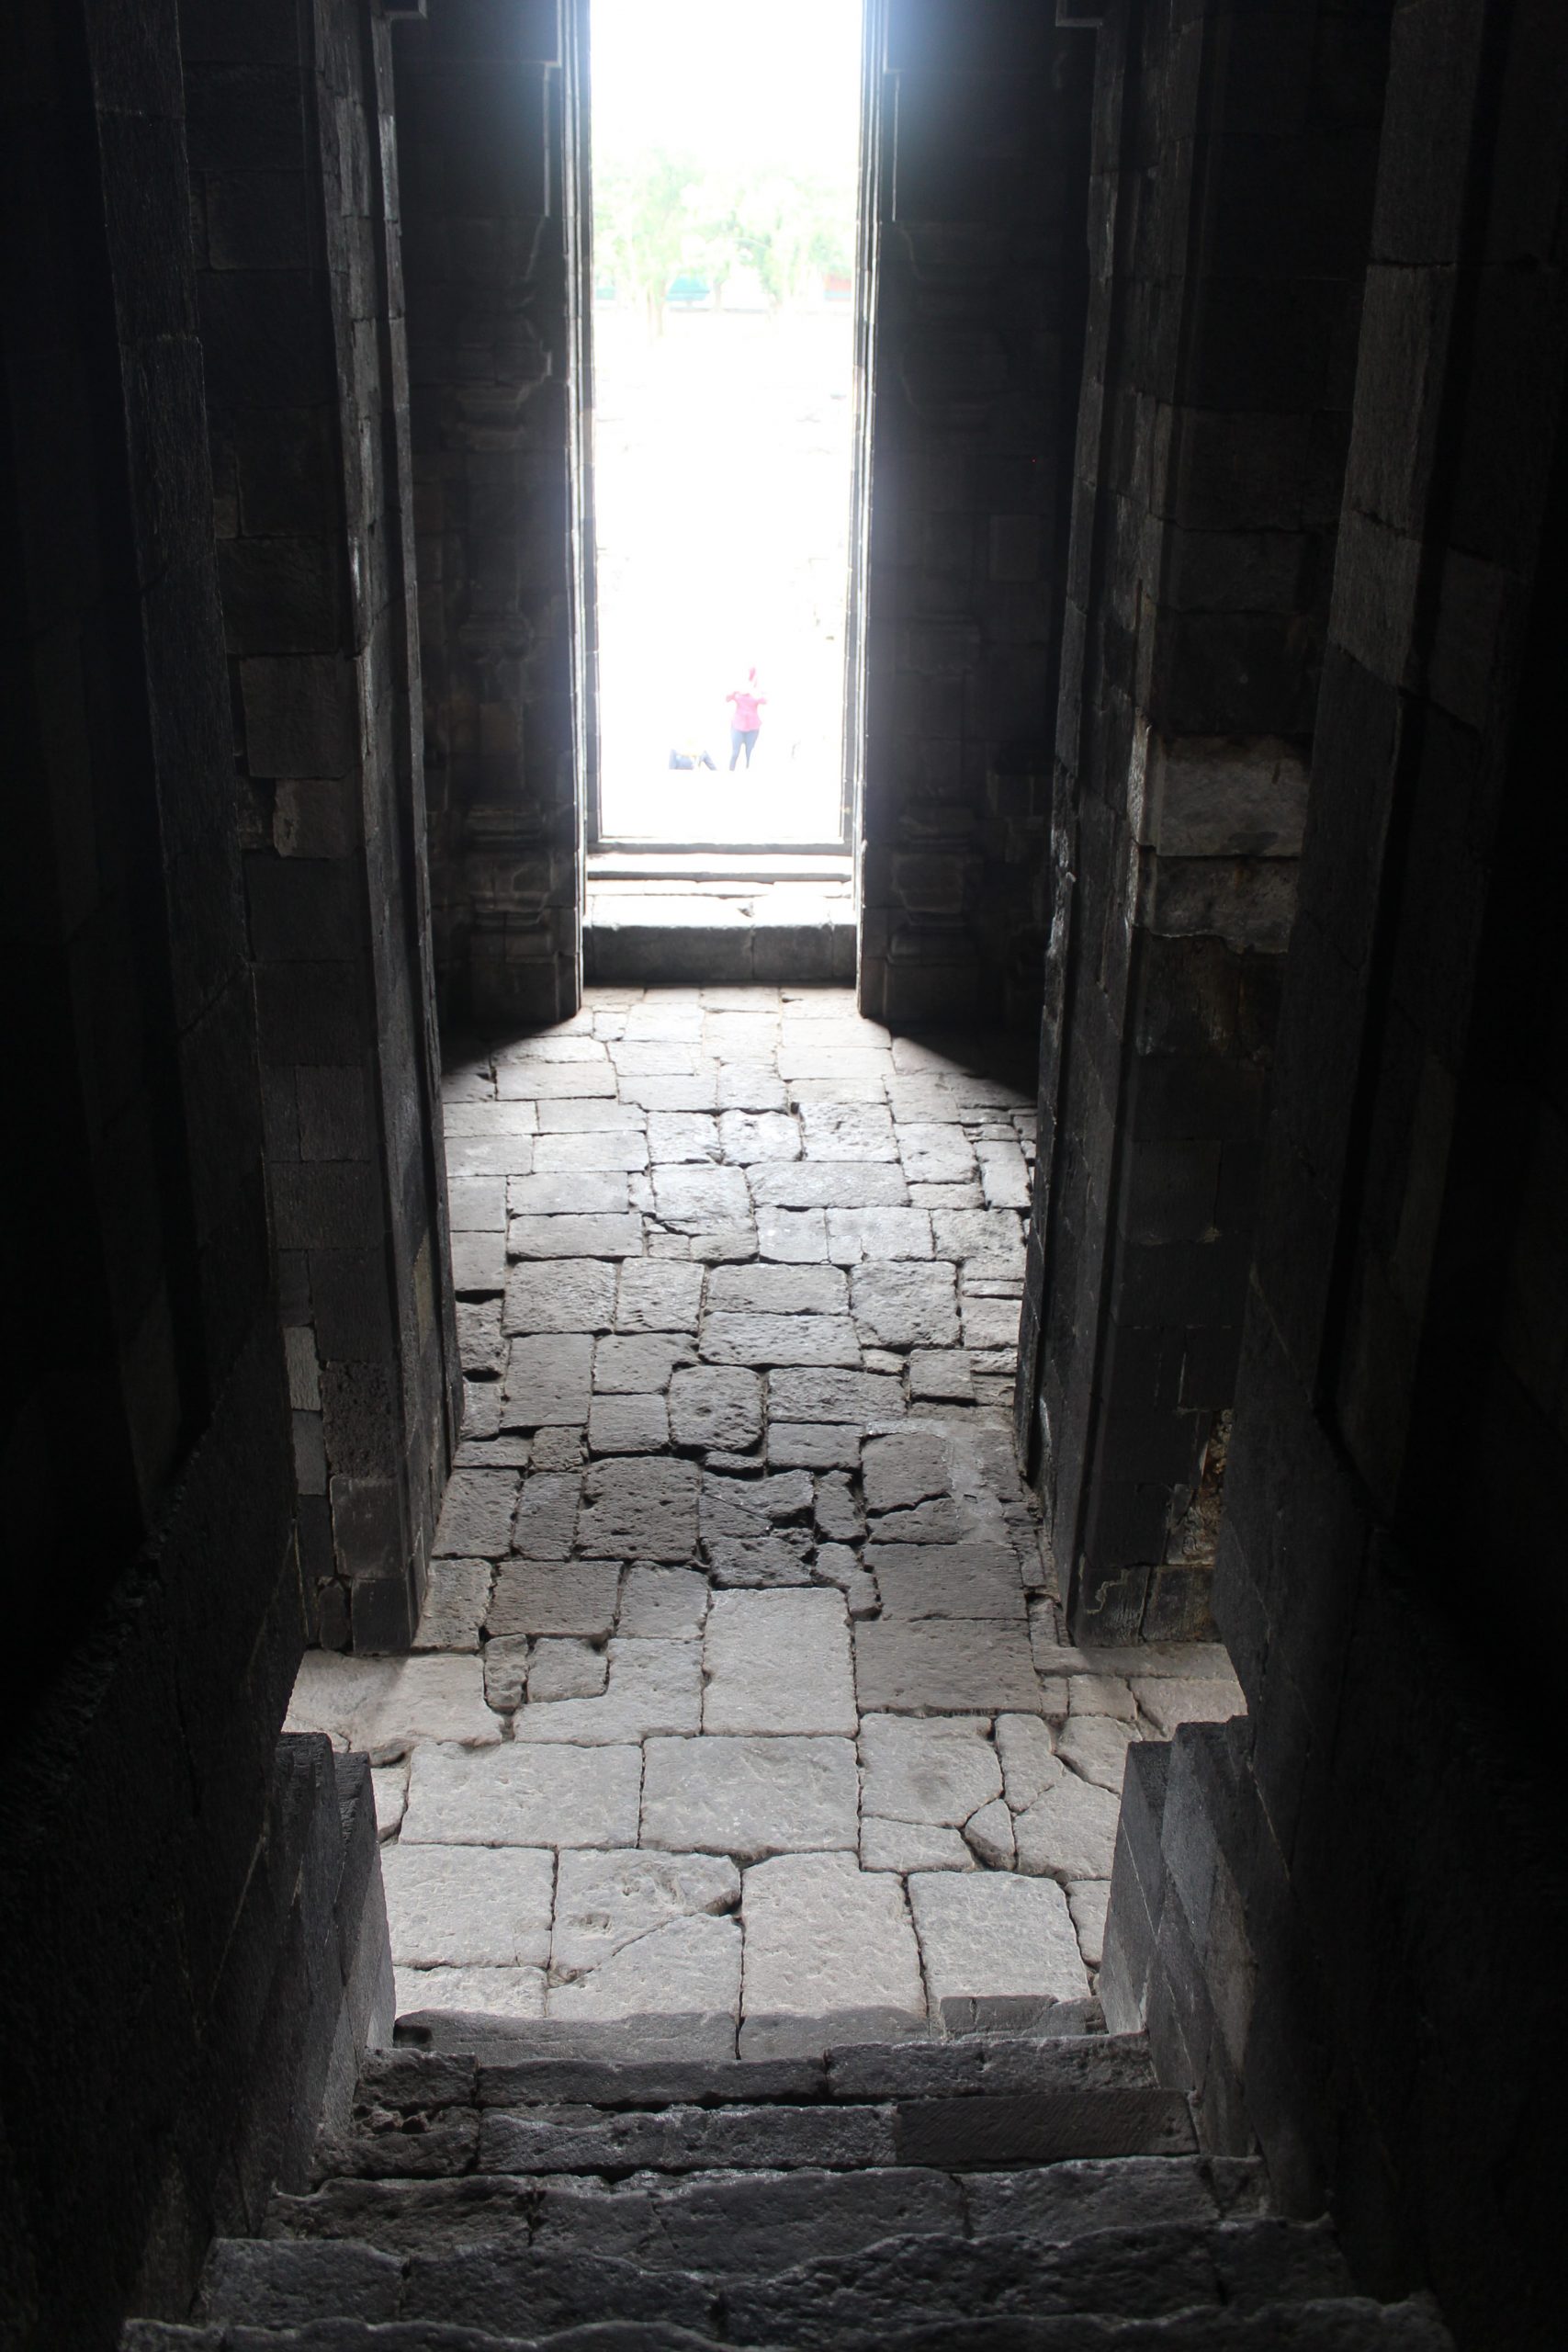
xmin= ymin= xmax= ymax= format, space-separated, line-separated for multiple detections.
xmin=1019 ymin=0 xmax=1389 ymax=1643
xmin=0 ymin=2 xmax=306 ymax=2336
xmin=393 ymin=0 xmax=581 ymax=1028
xmin=185 ymin=0 xmax=461 ymax=1653
xmin=858 ymin=0 xmax=1093 ymax=1029
xmin=1102 ymin=3 xmax=1568 ymax=2344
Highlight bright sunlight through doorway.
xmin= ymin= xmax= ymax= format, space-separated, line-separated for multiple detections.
xmin=589 ymin=0 xmax=864 ymax=850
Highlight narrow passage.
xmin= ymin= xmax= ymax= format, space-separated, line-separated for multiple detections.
xmin=290 ymin=987 xmax=1241 ymax=2056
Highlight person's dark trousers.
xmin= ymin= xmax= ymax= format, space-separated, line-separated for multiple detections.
xmin=729 ymin=728 xmax=759 ymax=769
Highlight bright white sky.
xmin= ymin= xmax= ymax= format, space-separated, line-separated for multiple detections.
xmin=590 ymin=0 xmax=864 ymax=178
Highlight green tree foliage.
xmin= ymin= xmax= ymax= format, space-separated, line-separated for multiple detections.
xmin=593 ymin=149 xmax=854 ymax=333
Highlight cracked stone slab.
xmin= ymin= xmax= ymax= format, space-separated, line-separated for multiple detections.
xmin=640 ymin=1735 xmax=859 ymax=1860
xmin=861 ymin=1817 xmax=974 ymax=1872
xmin=551 ymin=1849 xmax=740 ymax=1974
xmin=615 ymin=1261 xmax=705 ymax=1332
xmin=382 ymin=1845 xmax=554 ymax=1968
xmin=862 ymin=1431 xmax=951 ymax=1514
xmin=964 ymin=1798 xmax=1016 ymax=1868
xmin=703 ymin=1589 xmax=856 ymax=1735
xmin=401 ymin=1743 xmax=642 ymax=1847
xmin=577 ymin=1457 xmax=700 ymax=1559
xmin=704 ymin=1263 xmax=848 ymax=1316
xmin=1055 ymin=1714 xmax=1142 ymax=1793
xmin=667 ymin=1364 xmax=764 ymax=1452
xmin=487 ymin=1559 xmax=620 ymax=1640
xmin=699 ymin=1313 xmax=862 ymax=1368
xmin=996 ymin=1714 xmax=1060 ymax=1812
xmin=740 ymin=1853 xmax=926 ymax=2058
xmin=513 ymin=1636 xmax=701 ymax=1743
xmin=850 ymin=1263 xmax=960 ymax=1349
xmin=503 ymin=1261 xmax=617 ymax=1336
xmin=1013 ymin=1772 xmax=1123 ymax=1881
xmin=482 ymin=1636 xmax=529 ymax=1713
xmin=858 ymin=1715 xmax=1002 ymax=1827
xmin=395 ymin=1966 xmax=546 ymax=2021
xmin=701 ymin=1472 xmax=814 ymax=1537
xmin=546 ymin=1915 xmax=741 ymax=2053
xmin=287 ymin=1654 xmax=500 ymax=1764
xmin=853 ymin=1618 xmax=1044 ymax=1715
xmin=908 ymin=1871 xmax=1088 ymax=2030
xmin=413 ymin=1559 xmax=493 ymax=1652
xmin=814 ymin=1472 xmax=863 ymax=1544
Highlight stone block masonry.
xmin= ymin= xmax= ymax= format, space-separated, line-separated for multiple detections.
xmin=289 ymin=986 xmax=1242 ymax=2055
xmin=185 ymin=0 xmax=461 ymax=1649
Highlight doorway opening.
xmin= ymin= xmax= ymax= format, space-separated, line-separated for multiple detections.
xmin=574 ymin=0 xmax=874 ymax=977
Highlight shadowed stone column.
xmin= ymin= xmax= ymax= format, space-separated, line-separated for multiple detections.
xmin=184 ymin=0 xmax=460 ymax=1650
xmin=1019 ymin=0 xmax=1391 ymax=1641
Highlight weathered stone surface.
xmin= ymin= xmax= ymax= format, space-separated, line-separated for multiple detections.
xmin=704 ymin=1590 xmax=856 ymax=1735
xmin=546 ymin=1916 xmax=741 ymax=2050
xmin=700 ymin=1472 xmax=814 ymax=1536
xmin=1013 ymin=1773 xmax=1123 ymax=1881
xmin=588 ymin=1395 xmax=669 ymax=1453
xmin=700 ymin=1313 xmax=862 ymax=1368
xmin=502 ymin=1336 xmax=594 ymax=1427
xmin=1056 ymin=1714 xmax=1142 ymax=1794
xmin=401 ymin=1744 xmax=642 ymax=1848
xmin=826 ymin=1208 xmax=933 ymax=1263
xmin=288 ymin=1654 xmax=501 ymax=1764
xmin=641 ymin=1736 xmax=858 ymax=1860
xmin=860 ymin=1818 xmax=974 ymax=1872
xmin=769 ymin=1423 xmax=862 ymax=1470
xmin=812 ymin=1546 xmax=880 ymax=1616
xmin=768 ymin=1369 xmax=905 ymax=1425
xmin=592 ymin=1335 xmax=694 ymax=1392
xmin=451 ymin=1231 xmax=506 ymax=1293
xmin=434 ymin=1469 xmax=519 ymax=1557
xmin=718 ymin=1111 xmax=800 ymax=1162
xmin=740 ymin=1854 xmax=926 ymax=2057
xmin=526 ymin=1639 xmax=608 ymax=1702
xmin=487 ymin=1559 xmax=619 ymax=1640
xmin=897 ymin=1125 xmax=976 ymax=1186
xmin=996 ymin=1713 xmax=1060 ymax=1812
xmin=798 ymin=1101 xmax=897 ymax=1160
xmin=578 ymin=1457 xmax=700 ymax=1559
xmin=551 ymin=1849 xmax=740 ymax=1973
xmin=382 ymin=1845 xmax=554 ymax=1967
xmin=413 ymin=1559 xmax=492 ymax=1652
xmin=510 ymin=1474 xmax=583 ymax=1558
xmin=929 ymin=1210 xmax=1025 ymax=1275
xmin=751 ymin=1162 xmax=908 ymax=1210
xmin=371 ymin=1765 xmax=407 ymax=1840
xmin=1067 ymin=1674 xmax=1139 ymax=1722
xmin=814 ymin=1472 xmax=863 ymax=1543
xmin=964 ymin=1798 xmax=1017 ymax=1869
xmin=862 ymin=1431 xmax=950 ymax=1513
xmin=850 ymin=1264 xmax=960 ymax=1349
xmin=482 ymin=1635 xmax=530 ymax=1712
xmin=618 ymin=1564 xmax=708 ymax=1639
xmin=853 ymin=1619 xmax=1044 ymax=1715
xmin=530 ymin=1129 xmax=649 ymax=1172
xmin=615 ymin=1261 xmax=705 ymax=1332
xmin=506 ymin=1171 xmax=629 ymax=1216
xmin=1131 ymin=1672 xmax=1246 ymax=1735
xmin=654 ymin=1166 xmax=751 ymax=1231
xmin=871 ymin=1543 xmax=1028 ymax=1622
xmin=960 ymin=1293 xmax=1021 ymax=1352
xmin=704 ymin=1532 xmax=815 ymax=1586
xmin=1067 ymin=1881 xmax=1111 ymax=1970
xmin=704 ymin=1264 xmax=848 ymax=1316
xmin=865 ymin=1498 xmax=963 ymax=1544
xmin=756 ymin=1204 xmax=829 ymax=1261
xmin=503 ymin=1261 xmax=617 ymax=1336
xmin=908 ymin=1873 xmax=1088 ymax=2029
xmin=648 ymin=1112 xmax=721 ymax=1162
xmin=909 ymin=1349 xmax=975 ymax=1401
xmin=859 ymin=1716 xmax=1002 ymax=1827
xmin=514 ymin=1637 xmax=702 ymax=1743
xmin=668 ymin=1364 xmax=764 ymax=1452
xmin=509 ymin=1213 xmax=645 ymax=1260
xmin=529 ymin=1429 xmax=585 ymax=1475
xmin=395 ymin=1966 xmax=546 ymax=2021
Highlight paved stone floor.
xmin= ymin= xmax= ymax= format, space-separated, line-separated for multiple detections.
xmin=288 ymin=986 xmax=1242 ymax=2061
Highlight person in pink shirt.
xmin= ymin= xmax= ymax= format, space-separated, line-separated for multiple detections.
xmin=726 ymin=668 xmax=767 ymax=769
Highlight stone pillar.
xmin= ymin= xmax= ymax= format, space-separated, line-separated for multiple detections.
xmin=392 ymin=0 xmax=581 ymax=1028
xmin=185 ymin=0 xmax=461 ymax=1651
xmin=1019 ymin=0 xmax=1390 ymax=1642
xmin=858 ymin=0 xmax=1092 ymax=1029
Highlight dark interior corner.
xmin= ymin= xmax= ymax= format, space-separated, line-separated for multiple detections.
xmin=2 ymin=0 xmax=1564 ymax=2346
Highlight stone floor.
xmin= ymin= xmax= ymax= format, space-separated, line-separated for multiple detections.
xmin=288 ymin=986 xmax=1243 ymax=2061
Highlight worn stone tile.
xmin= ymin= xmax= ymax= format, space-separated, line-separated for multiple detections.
xmin=714 ymin=1064 xmax=789 ymax=1113
xmin=1131 ymin=1672 xmax=1246 ymax=1735
xmin=704 ymin=1589 xmax=856 ymax=1735
xmin=1067 ymin=1674 xmax=1139 ymax=1722
xmin=850 ymin=1263 xmax=959 ymax=1349
xmin=861 ymin=1818 xmax=974 ymax=1872
xmin=510 ymin=1473 xmax=583 ymax=1558
xmin=701 ymin=1471 xmax=814 ymax=1532
xmin=482 ymin=1635 xmax=530 ymax=1712
xmin=286 ymin=1653 xmax=501 ymax=1764
xmin=964 ymin=1798 xmax=1016 ymax=1868
xmin=908 ymin=1182 xmax=985 ymax=1210
xmin=908 ymin=1873 xmax=1087 ymax=2030
xmin=701 ymin=1313 xmax=862 ymax=1369
xmin=859 ymin=1715 xmax=1003 ymax=1827
xmin=704 ymin=1263 xmax=848 ymax=1316
xmin=445 ymin=1102 xmax=534 ymax=1136
xmin=1013 ymin=1773 xmax=1123 ymax=1881
xmin=616 ymin=1261 xmax=705 ymax=1333
xmin=487 ymin=1558 xmax=619 ymax=1640
xmin=769 ymin=1422 xmax=862 ymax=1470
xmin=687 ymin=1221 xmax=759 ymax=1264
xmin=497 ymin=1035 xmax=608 ymax=1067
xmin=552 ymin=1849 xmax=739 ymax=1975
xmin=382 ymin=1845 xmax=554 ymax=1968
xmin=812 ymin=1545 xmax=880 ymax=1616
xmin=528 ymin=1428 xmax=582 ymax=1474
xmin=546 ymin=1916 xmax=741 ymax=2050
xmin=526 ymin=1639 xmax=608 ymax=1701
xmin=1067 ymin=1881 xmax=1111 ymax=1971
xmin=768 ymin=1369 xmax=905 ymax=1425
xmin=668 ymin=1364 xmax=764 ymax=1452
xmin=641 ymin=1736 xmax=859 ymax=1860
xmin=908 ymin=1349 xmax=975 ymax=1402
xmin=853 ymin=1618 xmax=1044 ymax=1715
xmin=496 ymin=1063 xmax=616 ymax=1101
xmin=506 ymin=1171 xmax=630 ymax=1217
xmin=589 ymin=1396 xmax=670 ymax=1454
xmin=1056 ymin=1714 xmax=1141 ymax=1793
xmin=459 ymin=1376 xmax=504 ymax=1439
xmin=646 ymin=1111 xmax=721 ymax=1162
xmin=740 ymin=1853 xmax=926 ymax=2058
xmin=619 ymin=1074 xmax=720 ymax=1113
xmin=501 ymin=1336 xmax=594 ymax=1428
xmin=798 ymin=1101 xmax=897 ymax=1160
xmin=995 ymin=1713 xmax=1060 ymax=1812
xmin=413 ymin=1559 xmax=493 ymax=1652
xmin=457 ymin=1300 xmax=505 ymax=1378
xmin=756 ymin=1204 xmax=829 ymax=1261
xmin=449 ymin=1176 xmax=507 ymax=1229
xmin=395 ymin=1965 xmax=546 ymax=2020
xmin=814 ymin=1471 xmax=863 ymax=1544
xmin=371 ymin=1764 xmax=407 ymax=1840
xmin=513 ymin=1636 xmax=701 ymax=1743
xmin=653 ymin=1164 xmax=752 ymax=1231
xmin=401 ymin=1743 xmax=642 ymax=1848
xmin=536 ymin=1098 xmax=647 ymax=1132
xmin=618 ymin=1564 xmax=709 ymax=1638
xmin=593 ymin=1334 xmax=694 ymax=1392
xmin=896 ymin=1125 xmax=976 ymax=1186
xmin=862 ymin=1430 xmax=950 ymax=1513
xmin=975 ymin=1138 xmax=1031 ymax=1208
xmin=750 ymin=1161 xmax=908 ymax=1211
xmin=960 ymin=1293 xmax=1021 ymax=1353
xmin=868 ymin=1544 xmax=1027 ymax=1622
xmin=502 ymin=1261 xmax=617 ymax=1336
xmin=826 ymin=1208 xmax=933 ymax=1263
xmin=434 ymin=1468 xmax=520 ymax=1557
xmin=929 ymin=1210 xmax=1025 ymax=1276
xmin=718 ymin=1110 xmax=800 ymax=1162
xmin=578 ymin=1456 xmax=701 ymax=1559
xmin=612 ymin=1042 xmax=701 ymax=1077
xmin=510 ymin=1212 xmax=645 ymax=1260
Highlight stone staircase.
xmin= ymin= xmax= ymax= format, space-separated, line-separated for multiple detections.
xmin=125 ymin=2027 xmax=1453 ymax=2349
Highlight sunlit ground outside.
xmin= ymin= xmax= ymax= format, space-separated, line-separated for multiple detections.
xmin=590 ymin=0 xmax=863 ymax=846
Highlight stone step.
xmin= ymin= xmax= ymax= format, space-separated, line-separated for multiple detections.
xmin=127 ymin=2296 xmax=1454 ymax=2351
xmin=179 ymin=2219 xmax=1428 ymax=2346
xmin=270 ymin=2154 xmax=1268 ymax=2270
